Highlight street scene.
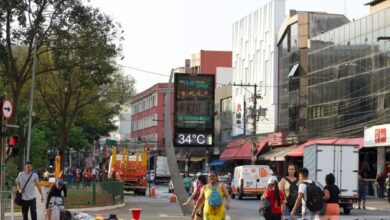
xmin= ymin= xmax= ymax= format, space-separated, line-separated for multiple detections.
xmin=1 ymin=0 xmax=390 ymax=220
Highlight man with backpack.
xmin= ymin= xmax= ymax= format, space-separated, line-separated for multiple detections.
xmin=291 ymin=168 xmax=323 ymax=219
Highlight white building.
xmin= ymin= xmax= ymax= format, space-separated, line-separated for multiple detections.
xmin=232 ymin=0 xmax=286 ymax=136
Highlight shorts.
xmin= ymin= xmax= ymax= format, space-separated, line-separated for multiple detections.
xmin=358 ymin=192 xmax=366 ymax=200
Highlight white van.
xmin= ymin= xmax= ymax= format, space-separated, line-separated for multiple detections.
xmin=231 ymin=165 xmax=273 ymax=200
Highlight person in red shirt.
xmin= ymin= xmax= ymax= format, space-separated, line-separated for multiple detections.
xmin=262 ymin=176 xmax=286 ymax=220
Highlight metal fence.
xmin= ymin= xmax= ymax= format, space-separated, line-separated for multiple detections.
xmin=1 ymin=190 xmax=15 ymax=220
xmin=65 ymin=179 xmax=124 ymax=208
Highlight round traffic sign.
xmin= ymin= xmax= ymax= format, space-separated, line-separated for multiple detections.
xmin=2 ymin=99 xmax=13 ymax=119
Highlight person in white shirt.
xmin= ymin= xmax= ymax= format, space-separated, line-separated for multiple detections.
xmin=16 ymin=161 xmax=44 ymax=220
xmin=291 ymin=168 xmax=316 ymax=219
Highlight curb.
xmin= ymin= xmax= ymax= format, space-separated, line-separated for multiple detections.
xmin=5 ymin=203 xmax=126 ymax=217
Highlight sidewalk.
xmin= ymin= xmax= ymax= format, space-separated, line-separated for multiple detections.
xmin=355 ymin=197 xmax=390 ymax=211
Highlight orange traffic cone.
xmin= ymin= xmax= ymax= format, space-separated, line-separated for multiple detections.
xmin=169 ymin=193 xmax=177 ymax=203
xmin=151 ymin=186 xmax=156 ymax=198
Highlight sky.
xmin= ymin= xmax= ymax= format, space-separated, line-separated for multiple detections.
xmin=90 ymin=0 xmax=369 ymax=93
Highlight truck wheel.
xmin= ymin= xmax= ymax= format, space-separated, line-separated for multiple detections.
xmin=231 ymin=193 xmax=235 ymax=199
xmin=343 ymin=207 xmax=351 ymax=215
xmin=134 ymin=189 xmax=138 ymax=195
xmin=256 ymin=195 xmax=261 ymax=200
xmin=140 ymin=190 xmax=146 ymax=196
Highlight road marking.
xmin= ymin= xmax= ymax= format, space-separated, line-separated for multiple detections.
xmin=158 ymin=214 xmax=189 ymax=218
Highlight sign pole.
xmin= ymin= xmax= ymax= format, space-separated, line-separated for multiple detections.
xmin=0 ymin=95 xmax=6 ymax=220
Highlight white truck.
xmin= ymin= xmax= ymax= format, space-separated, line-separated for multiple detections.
xmin=154 ymin=156 xmax=170 ymax=183
xmin=304 ymin=144 xmax=359 ymax=215
xmin=231 ymin=165 xmax=273 ymax=200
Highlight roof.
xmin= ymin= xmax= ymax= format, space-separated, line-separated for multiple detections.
xmin=364 ymin=0 xmax=385 ymax=6
xmin=288 ymin=138 xmax=364 ymax=157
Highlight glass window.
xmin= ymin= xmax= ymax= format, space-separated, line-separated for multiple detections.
xmin=373 ymin=13 xmax=379 ymax=31
xmin=366 ymin=15 xmax=373 ymax=33
xmin=386 ymin=8 xmax=390 ymax=26
xmin=378 ymin=11 xmax=385 ymax=29
xmin=361 ymin=17 xmax=367 ymax=34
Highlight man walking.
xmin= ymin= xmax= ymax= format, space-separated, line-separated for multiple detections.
xmin=291 ymin=168 xmax=317 ymax=219
xmin=386 ymin=173 xmax=390 ymax=203
xmin=16 ymin=161 xmax=45 ymax=220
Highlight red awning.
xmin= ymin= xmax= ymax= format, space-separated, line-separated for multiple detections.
xmin=288 ymin=137 xmax=364 ymax=157
xmin=220 ymin=138 xmax=268 ymax=161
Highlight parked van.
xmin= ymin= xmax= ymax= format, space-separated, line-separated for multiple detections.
xmin=231 ymin=165 xmax=273 ymax=200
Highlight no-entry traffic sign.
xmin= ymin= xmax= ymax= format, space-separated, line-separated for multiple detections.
xmin=2 ymin=99 xmax=13 ymax=119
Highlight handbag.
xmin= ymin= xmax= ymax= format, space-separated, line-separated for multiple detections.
xmin=15 ymin=173 xmax=33 ymax=206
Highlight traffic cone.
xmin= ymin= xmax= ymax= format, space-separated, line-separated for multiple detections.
xmin=169 ymin=193 xmax=177 ymax=203
xmin=151 ymin=186 xmax=156 ymax=198
xmin=95 ymin=213 xmax=104 ymax=220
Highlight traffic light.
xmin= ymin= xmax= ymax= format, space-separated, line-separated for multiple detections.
xmin=8 ymin=135 xmax=20 ymax=146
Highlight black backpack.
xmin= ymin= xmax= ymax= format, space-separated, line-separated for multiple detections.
xmin=285 ymin=178 xmax=299 ymax=210
xmin=304 ymin=182 xmax=323 ymax=212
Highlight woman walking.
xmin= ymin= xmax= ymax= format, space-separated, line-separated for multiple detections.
xmin=322 ymin=173 xmax=340 ymax=220
xmin=183 ymin=175 xmax=207 ymax=219
xmin=278 ymin=163 xmax=299 ymax=218
xmin=192 ymin=172 xmax=231 ymax=220
xmin=262 ymin=176 xmax=285 ymax=220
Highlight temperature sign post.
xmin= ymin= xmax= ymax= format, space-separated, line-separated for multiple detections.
xmin=174 ymin=73 xmax=215 ymax=147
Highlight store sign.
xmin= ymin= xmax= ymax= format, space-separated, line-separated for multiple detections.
xmin=232 ymin=95 xmax=244 ymax=136
xmin=364 ymin=124 xmax=390 ymax=147
xmin=174 ymin=73 xmax=215 ymax=147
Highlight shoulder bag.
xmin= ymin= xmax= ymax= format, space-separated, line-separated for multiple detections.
xmin=15 ymin=173 xmax=33 ymax=206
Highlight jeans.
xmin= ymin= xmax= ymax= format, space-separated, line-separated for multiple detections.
xmin=21 ymin=198 xmax=37 ymax=220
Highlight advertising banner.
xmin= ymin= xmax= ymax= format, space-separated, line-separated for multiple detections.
xmin=364 ymin=124 xmax=390 ymax=147
xmin=233 ymin=95 xmax=244 ymax=136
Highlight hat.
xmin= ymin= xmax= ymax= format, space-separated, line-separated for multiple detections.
xmin=56 ymin=179 xmax=64 ymax=187
xmin=267 ymin=176 xmax=278 ymax=185
xmin=106 ymin=214 xmax=118 ymax=220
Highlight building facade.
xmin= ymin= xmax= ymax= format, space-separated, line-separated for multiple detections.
xmin=190 ymin=50 xmax=232 ymax=74
xmin=276 ymin=11 xmax=350 ymax=140
xmin=307 ymin=4 xmax=390 ymax=176
xmin=232 ymin=0 xmax=286 ymax=137
xmin=131 ymin=83 xmax=174 ymax=154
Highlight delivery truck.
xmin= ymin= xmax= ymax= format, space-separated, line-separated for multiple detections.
xmin=154 ymin=156 xmax=170 ymax=183
xmin=231 ymin=165 xmax=273 ymax=200
xmin=304 ymin=144 xmax=359 ymax=214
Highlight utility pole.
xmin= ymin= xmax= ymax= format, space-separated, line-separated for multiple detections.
xmin=164 ymin=69 xmax=192 ymax=215
xmin=233 ymin=83 xmax=261 ymax=165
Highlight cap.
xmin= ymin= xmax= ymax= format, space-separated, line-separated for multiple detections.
xmin=56 ymin=179 xmax=64 ymax=187
xmin=267 ymin=176 xmax=278 ymax=185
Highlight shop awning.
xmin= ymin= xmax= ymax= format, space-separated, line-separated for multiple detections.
xmin=259 ymin=147 xmax=286 ymax=161
xmin=220 ymin=138 xmax=268 ymax=161
xmin=270 ymin=145 xmax=298 ymax=161
xmin=287 ymin=138 xmax=364 ymax=157
xmin=209 ymin=160 xmax=226 ymax=167
xmin=190 ymin=157 xmax=205 ymax=162
xmin=176 ymin=150 xmax=189 ymax=161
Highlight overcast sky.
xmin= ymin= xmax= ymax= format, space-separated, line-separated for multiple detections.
xmin=90 ymin=0 xmax=369 ymax=92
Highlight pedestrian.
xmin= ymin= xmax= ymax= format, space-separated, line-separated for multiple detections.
xmin=358 ymin=174 xmax=367 ymax=209
xmin=376 ymin=172 xmax=385 ymax=199
xmin=261 ymin=176 xmax=285 ymax=220
xmin=322 ymin=173 xmax=340 ymax=220
xmin=183 ymin=175 xmax=207 ymax=220
xmin=16 ymin=161 xmax=45 ymax=220
xmin=291 ymin=168 xmax=320 ymax=220
xmin=183 ymin=173 xmax=191 ymax=195
xmin=75 ymin=168 xmax=82 ymax=189
xmin=278 ymin=163 xmax=299 ymax=218
xmin=66 ymin=168 xmax=74 ymax=189
xmin=192 ymin=172 xmax=231 ymax=220
xmin=385 ymin=173 xmax=390 ymax=203
xmin=46 ymin=179 xmax=68 ymax=220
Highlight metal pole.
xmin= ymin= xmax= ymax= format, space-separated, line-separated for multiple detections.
xmin=26 ymin=38 xmax=38 ymax=162
xmin=0 ymin=95 xmax=6 ymax=220
xmin=252 ymin=85 xmax=257 ymax=165
xmin=164 ymin=70 xmax=192 ymax=215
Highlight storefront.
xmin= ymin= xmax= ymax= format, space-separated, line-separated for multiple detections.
xmin=364 ymin=124 xmax=390 ymax=176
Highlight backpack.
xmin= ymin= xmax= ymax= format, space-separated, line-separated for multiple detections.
xmin=285 ymin=178 xmax=299 ymax=210
xmin=304 ymin=181 xmax=323 ymax=212
xmin=208 ymin=184 xmax=223 ymax=207
xmin=258 ymin=199 xmax=271 ymax=219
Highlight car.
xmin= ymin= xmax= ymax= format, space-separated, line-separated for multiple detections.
xmin=218 ymin=175 xmax=232 ymax=195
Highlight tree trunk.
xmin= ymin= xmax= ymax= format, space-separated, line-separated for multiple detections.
xmin=59 ymin=125 xmax=69 ymax=170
